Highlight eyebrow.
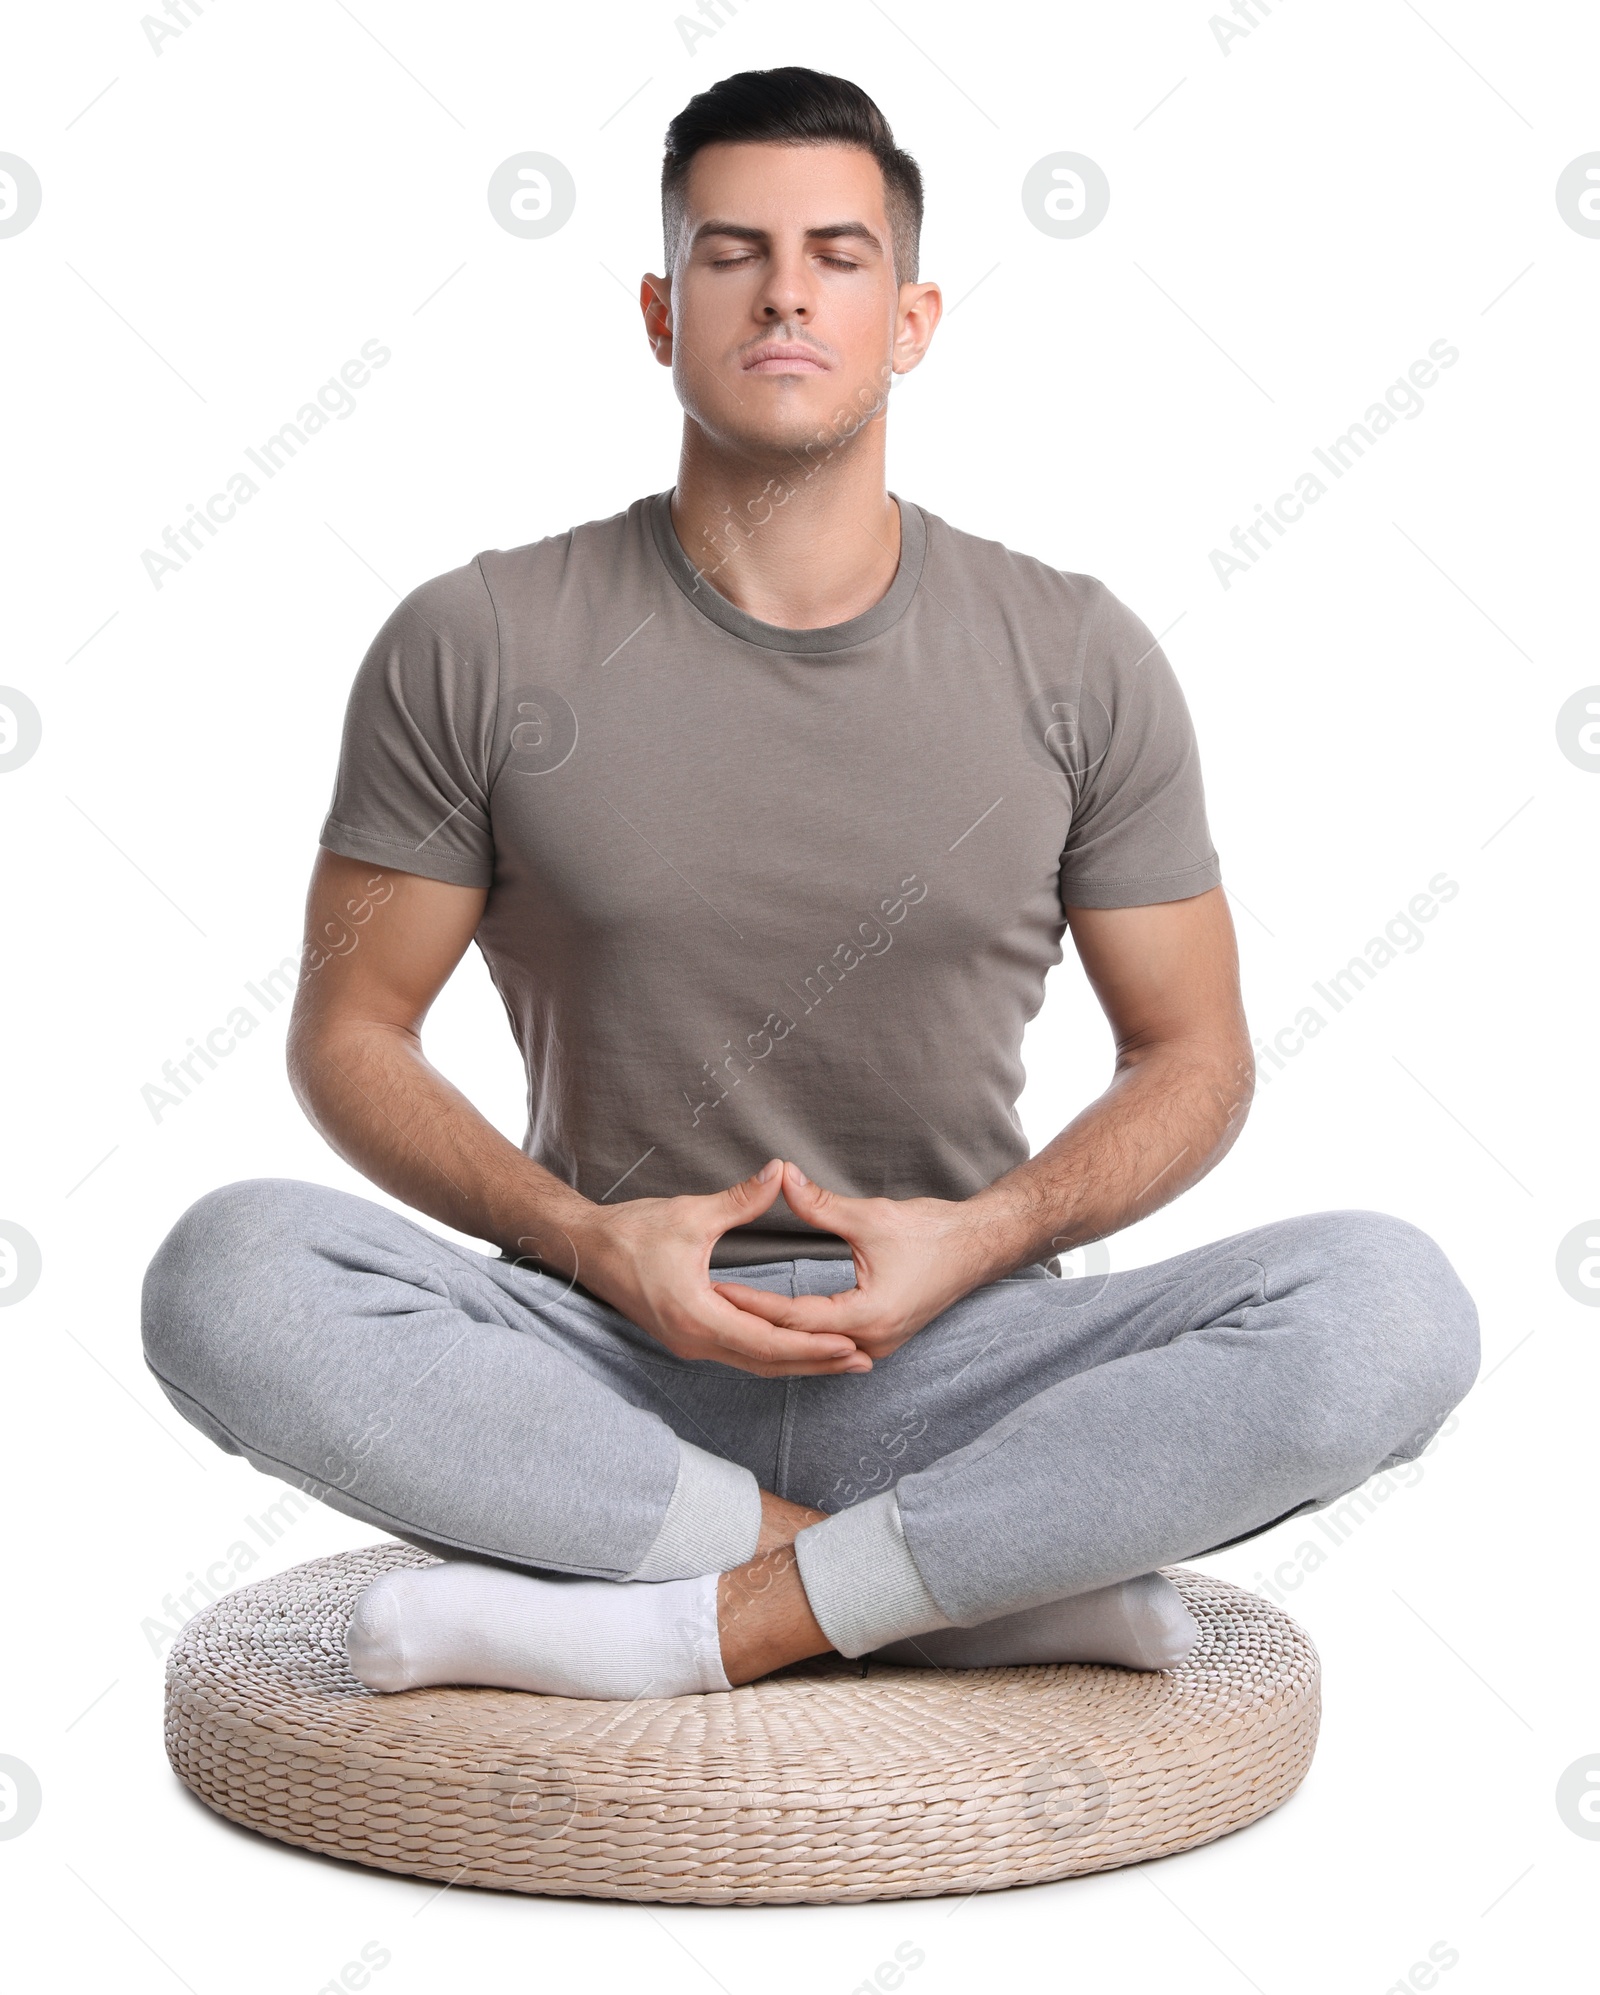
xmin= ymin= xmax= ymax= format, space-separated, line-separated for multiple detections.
xmin=688 ymin=219 xmax=885 ymax=257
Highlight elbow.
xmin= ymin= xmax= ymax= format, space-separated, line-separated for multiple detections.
xmin=286 ymin=1006 xmax=419 ymax=1132
xmin=284 ymin=996 xmax=356 ymax=1128
xmin=1217 ymin=1032 xmax=1255 ymax=1147
xmin=284 ymin=1003 xmax=324 ymax=1123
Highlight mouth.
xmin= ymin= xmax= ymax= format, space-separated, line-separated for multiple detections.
xmin=742 ymin=344 xmax=830 ymax=374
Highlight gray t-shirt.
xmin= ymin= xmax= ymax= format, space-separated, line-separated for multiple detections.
xmin=319 ymin=490 xmax=1221 ymax=1266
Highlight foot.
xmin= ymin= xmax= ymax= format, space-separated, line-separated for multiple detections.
xmin=347 ymin=1486 xmax=839 ymax=1701
xmin=869 ymin=1572 xmax=1198 ymax=1672
xmin=346 ymin=1560 xmax=730 ymax=1700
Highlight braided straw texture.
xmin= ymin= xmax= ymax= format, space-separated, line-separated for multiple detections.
xmin=165 ymin=1542 xmax=1319 ymax=1905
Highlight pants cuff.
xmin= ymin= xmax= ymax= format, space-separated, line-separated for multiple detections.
xmin=626 ymin=1437 xmax=762 ymax=1580
xmin=793 ymin=1490 xmax=953 ymax=1658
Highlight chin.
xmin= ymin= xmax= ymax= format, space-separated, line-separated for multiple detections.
xmin=701 ymin=400 xmax=841 ymax=464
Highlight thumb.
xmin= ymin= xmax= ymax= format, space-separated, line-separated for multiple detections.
xmin=781 ymin=1160 xmax=837 ymax=1220
xmin=715 ymin=1157 xmax=786 ymax=1217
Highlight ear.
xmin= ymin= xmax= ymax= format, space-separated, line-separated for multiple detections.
xmin=639 ymin=272 xmax=674 ymax=365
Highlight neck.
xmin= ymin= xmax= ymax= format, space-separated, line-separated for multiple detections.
xmin=669 ymin=420 xmax=901 ymax=631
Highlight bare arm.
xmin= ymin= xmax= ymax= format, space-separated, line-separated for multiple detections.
xmin=718 ymin=885 xmax=1255 ymax=1351
xmin=970 ymin=884 xmax=1255 ymax=1269
xmin=287 ymin=851 xmax=868 ymax=1376
xmin=287 ymin=852 xmax=575 ymax=1258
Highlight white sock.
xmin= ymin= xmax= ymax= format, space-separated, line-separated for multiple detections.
xmin=869 ymin=1572 xmax=1198 ymax=1672
xmin=346 ymin=1560 xmax=731 ymax=1700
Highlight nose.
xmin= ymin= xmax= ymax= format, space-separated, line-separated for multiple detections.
xmin=756 ymin=249 xmax=816 ymax=323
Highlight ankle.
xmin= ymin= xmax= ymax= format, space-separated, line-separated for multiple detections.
xmin=754 ymin=1490 xmax=827 ymax=1555
xmin=717 ymin=1544 xmax=831 ymax=1686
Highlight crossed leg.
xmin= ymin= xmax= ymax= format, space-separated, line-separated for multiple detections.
xmin=142 ymin=1180 xmax=1479 ymax=1697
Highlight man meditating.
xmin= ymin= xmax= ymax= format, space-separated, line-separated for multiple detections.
xmin=142 ymin=67 xmax=1479 ymax=1701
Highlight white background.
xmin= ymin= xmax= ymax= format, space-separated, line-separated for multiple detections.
xmin=3 ymin=1 xmax=1597 ymax=1988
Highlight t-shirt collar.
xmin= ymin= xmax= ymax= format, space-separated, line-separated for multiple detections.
xmin=646 ymin=486 xmax=926 ymax=654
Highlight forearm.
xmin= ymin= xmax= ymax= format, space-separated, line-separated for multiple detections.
xmin=963 ymin=1037 xmax=1255 ymax=1281
xmin=287 ymin=1018 xmax=594 ymax=1271
xmin=716 ymin=894 xmax=1258 ymax=1357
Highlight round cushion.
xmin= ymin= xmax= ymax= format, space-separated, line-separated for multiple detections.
xmin=164 ymin=1542 xmax=1319 ymax=1905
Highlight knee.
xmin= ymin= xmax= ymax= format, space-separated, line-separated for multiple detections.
xmin=141 ymin=1178 xmax=320 ymax=1389
xmin=1338 ymin=1209 xmax=1479 ymax=1401
xmin=1280 ymin=1209 xmax=1480 ymax=1469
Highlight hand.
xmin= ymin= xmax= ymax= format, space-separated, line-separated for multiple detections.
xmin=565 ymin=1159 xmax=873 ymax=1378
xmin=712 ymin=1162 xmax=1008 ymax=1364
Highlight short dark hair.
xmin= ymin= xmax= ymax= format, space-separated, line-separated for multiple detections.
xmin=661 ymin=67 xmax=924 ymax=288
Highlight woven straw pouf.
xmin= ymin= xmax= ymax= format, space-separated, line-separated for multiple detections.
xmin=164 ymin=1541 xmax=1319 ymax=1904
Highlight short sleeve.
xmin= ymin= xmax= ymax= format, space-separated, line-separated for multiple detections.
xmin=318 ymin=558 xmax=500 ymax=889
xmin=1054 ymin=582 xmax=1222 ymax=909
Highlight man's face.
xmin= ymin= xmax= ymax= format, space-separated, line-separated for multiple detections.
xmin=644 ymin=141 xmax=938 ymax=467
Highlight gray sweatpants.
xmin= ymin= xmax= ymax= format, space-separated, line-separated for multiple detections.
xmin=140 ymin=1180 xmax=1480 ymax=1657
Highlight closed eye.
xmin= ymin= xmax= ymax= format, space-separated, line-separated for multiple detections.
xmin=709 ymin=254 xmax=862 ymax=271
